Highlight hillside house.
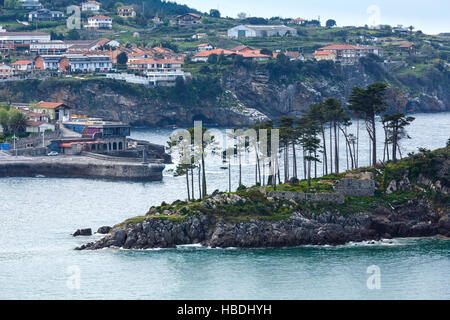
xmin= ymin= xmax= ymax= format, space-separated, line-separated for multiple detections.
xmin=191 ymin=49 xmax=234 ymax=62
xmin=192 ymin=33 xmax=207 ymax=40
xmin=28 ymin=9 xmax=64 ymax=22
xmin=81 ymin=1 xmax=101 ymax=12
xmin=117 ymin=6 xmax=136 ymax=18
xmin=66 ymin=54 xmax=112 ymax=72
xmin=196 ymin=43 xmax=214 ymax=52
xmin=30 ymin=102 xmax=71 ymax=122
xmin=175 ymin=13 xmax=202 ymax=25
xmin=21 ymin=0 xmax=42 ymax=9
xmin=228 ymin=25 xmax=296 ymax=38
xmin=399 ymin=43 xmax=416 ymax=55
xmin=34 ymin=55 xmax=69 ymax=72
xmin=0 ymin=64 xmax=14 ymax=78
xmin=314 ymin=50 xmax=337 ymax=61
xmin=85 ymin=16 xmax=112 ymax=29
xmin=318 ymin=44 xmax=381 ymax=63
xmin=11 ymin=60 xmax=34 ymax=72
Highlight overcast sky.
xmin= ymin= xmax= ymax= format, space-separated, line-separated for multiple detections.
xmin=174 ymin=0 xmax=449 ymax=34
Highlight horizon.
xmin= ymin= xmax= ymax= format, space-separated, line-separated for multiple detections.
xmin=174 ymin=0 xmax=450 ymax=35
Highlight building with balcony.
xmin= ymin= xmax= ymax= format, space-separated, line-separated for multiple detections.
xmin=85 ymin=16 xmax=112 ymax=29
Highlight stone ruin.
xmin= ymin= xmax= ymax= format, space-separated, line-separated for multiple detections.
xmin=268 ymin=191 xmax=345 ymax=204
xmin=333 ymin=179 xmax=375 ymax=197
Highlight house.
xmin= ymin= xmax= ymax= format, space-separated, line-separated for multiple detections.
xmin=0 ymin=64 xmax=14 ymax=78
xmin=11 ymin=60 xmax=34 ymax=72
xmin=81 ymin=1 xmax=101 ymax=12
xmin=0 ymin=25 xmax=5 ymax=32
xmin=0 ymin=32 xmax=50 ymax=53
xmin=117 ymin=6 xmax=136 ymax=18
xmin=282 ymin=51 xmax=304 ymax=61
xmin=127 ymin=59 xmax=184 ymax=73
xmin=318 ymin=44 xmax=381 ymax=63
xmin=399 ymin=43 xmax=416 ymax=55
xmin=26 ymin=121 xmax=55 ymax=133
xmin=34 ymin=55 xmax=70 ymax=72
xmin=314 ymin=50 xmax=337 ymax=61
xmin=28 ymin=9 xmax=64 ymax=22
xmin=65 ymin=39 xmax=110 ymax=53
xmin=30 ymin=102 xmax=71 ymax=122
xmin=175 ymin=13 xmax=202 ymax=25
xmin=29 ymin=40 xmax=70 ymax=55
xmin=21 ymin=110 xmax=49 ymax=123
xmin=152 ymin=16 xmax=163 ymax=25
xmin=191 ymin=49 xmax=235 ymax=62
xmin=227 ymin=25 xmax=296 ymax=38
xmin=192 ymin=33 xmax=207 ymax=40
xmin=85 ymin=16 xmax=112 ymax=29
xmin=290 ymin=18 xmax=306 ymax=25
xmin=66 ymin=54 xmax=112 ymax=72
xmin=21 ymin=0 xmax=42 ymax=9
xmin=393 ymin=25 xmax=409 ymax=34
xmin=196 ymin=43 xmax=214 ymax=52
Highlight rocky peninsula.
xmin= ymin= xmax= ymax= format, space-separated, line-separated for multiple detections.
xmin=78 ymin=146 xmax=450 ymax=250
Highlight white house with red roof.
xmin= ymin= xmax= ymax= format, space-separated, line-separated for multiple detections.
xmin=81 ymin=1 xmax=101 ymax=12
xmin=196 ymin=43 xmax=214 ymax=52
xmin=85 ymin=16 xmax=112 ymax=29
xmin=318 ymin=44 xmax=381 ymax=63
xmin=11 ymin=60 xmax=34 ymax=72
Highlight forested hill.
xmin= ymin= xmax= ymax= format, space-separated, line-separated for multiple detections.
xmin=39 ymin=0 xmax=199 ymax=16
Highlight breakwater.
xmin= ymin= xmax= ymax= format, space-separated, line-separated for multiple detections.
xmin=0 ymin=156 xmax=164 ymax=181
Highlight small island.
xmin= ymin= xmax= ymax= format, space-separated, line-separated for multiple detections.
xmin=78 ymin=145 xmax=450 ymax=250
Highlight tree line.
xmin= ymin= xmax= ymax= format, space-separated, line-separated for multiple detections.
xmin=168 ymin=82 xmax=416 ymax=200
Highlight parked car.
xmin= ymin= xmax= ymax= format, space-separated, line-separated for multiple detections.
xmin=47 ymin=151 xmax=59 ymax=156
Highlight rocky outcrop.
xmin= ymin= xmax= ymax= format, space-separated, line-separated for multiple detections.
xmin=77 ymin=198 xmax=449 ymax=250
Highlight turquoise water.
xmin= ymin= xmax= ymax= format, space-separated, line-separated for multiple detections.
xmin=0 ymin=112 xmax=449 ymax=299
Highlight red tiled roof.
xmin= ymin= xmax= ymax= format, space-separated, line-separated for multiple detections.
xmin=315 ymin=50 xmax=334 ymax=55
xmin=26 ymin=121 xmax=44 ymax=127
xmin=12 ymin=60 xmax=33 ymax=65
xmin=37 ymin=102 xmax=70 ymax=109
xmin=399 ymin=43 xmax=414 ymax=48
xmin=196 ymin=43 xmax=210 ymax=47
xmin=129 ymin=58 xmax=183 ymax=64
xmin=320 ymin=45 xmax=361 ymax=50
xmin=193 ymin=49 xmax=234 ymax=57
xmin=239 ymin=50 xmax=271 ymax=59
xmin=88 ymin=15 xmax=112 ymax=20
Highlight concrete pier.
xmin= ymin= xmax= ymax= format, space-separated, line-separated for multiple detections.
xmin=0 ymin=154 xmax=164 ymax=181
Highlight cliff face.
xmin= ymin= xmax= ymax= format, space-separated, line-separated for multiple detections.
xmin=1 ymin=61 xmax=448 ymax=126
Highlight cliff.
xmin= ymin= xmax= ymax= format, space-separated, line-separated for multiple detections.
xmin=77 ymin=146 xmax=450 ymax=250
xmin=1 ymin=58 xmax=449 ymax=127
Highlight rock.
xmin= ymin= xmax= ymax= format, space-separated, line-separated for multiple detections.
xmin=97 ymin=226 xmax=112 ymax=234
xmin=386 ymin=180 xmax=397 ymax=194
xmin=111 ymin=229 xmax=127 ymax=247
xmin=73 ymin=228 xmax=92 ymax=237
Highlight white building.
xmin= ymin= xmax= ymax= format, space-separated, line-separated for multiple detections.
xmin=67 ymin=54 xmax=112 ymax=72
xmin=29 ymin=40 xmax=71 ymax=55
xmin=227 ymin=25 xmax=296 ymax=38
xmin=85 ymin=16 xmax=112 ymax=29
xmin=0 ymin=32 xmax=51 ymax=52
xmin=81 ymin=1 xmax=101 ymax=12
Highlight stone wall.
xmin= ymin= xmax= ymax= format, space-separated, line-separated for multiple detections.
xmin=334 ymin=179 xmax=375 ymax=197
xmin=268 ymin=191 xmax=345 ymax=204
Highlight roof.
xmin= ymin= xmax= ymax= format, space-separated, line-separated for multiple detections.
xmin=129 ymin=58 xmax=184 ymax=64
xmin=60 ymin=140 xmax=104 ymax=148
xmin=196 ymin=43 xmax=210 ymax=47
xmin=26 ymin=121 xmax=44 ymax=127
xmin=294 ymin=18 xmax=306 ymax=21
xmin=193 ymin=49 xmax=235 ymax=58
xmin=242 ymin=25 xmax=295 ymax=31
xmin=284 ymin=51 xmax=302 ymax=58
xmin=314 ymin=50 xmax=335 ymax=55
xmin=0 ymin=32 xmax=49 ymax=36
xmin=85 ymin=0 xmax=101 ymax=4
xmin=177 ymin=13 xmax=201 ymax=19
xmin=320 ymin=45 xmax=361 ymax=50
xmin=88 ymin=15 xmax=112 ymax=20
xmin=231 ymin=45 xmax=254 ymax=52
xmin=36 ymin=102 xmax=71 ymax=109
xmin=239 ymin=50 xmax=271 ymax=59
xmin=399 ymin=43 xmax=414 ymax=48
xmin=12 ymin=60 xmax=33 ymax=65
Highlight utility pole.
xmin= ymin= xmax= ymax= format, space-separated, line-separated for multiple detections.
xmin=13 ymin=134 xmax=17 ymax=157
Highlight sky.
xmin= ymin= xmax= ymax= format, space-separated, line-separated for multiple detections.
xmin=174 ymin=0 xmax=450 ymax=35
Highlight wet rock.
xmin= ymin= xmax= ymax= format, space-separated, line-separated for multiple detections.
xmin=97 ymin=226 xmax=112 ymax=234
xmin=73 ymin=228 xmax=92 ymax=237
